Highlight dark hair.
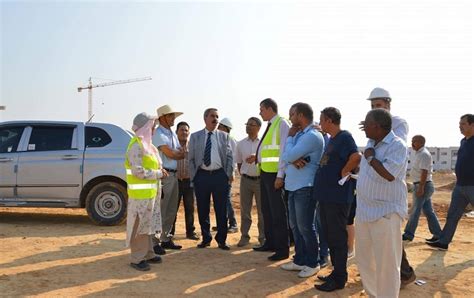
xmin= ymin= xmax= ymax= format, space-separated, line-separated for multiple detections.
xmin=412 ymin=134 xmax=426 ymax=145
xmin=203 ymin=108 xmax=218 ymax=118
xmin=321 ymin=107 xmax=341 ymax=125
xmin=260 ymin=98 xmax=278 ymax=113
xmin=291 ymin=102 xmax=313 ymax=122
xmin=461 ymin=114 xmax=474 ymax=124
xmin=176 ymin=121 xmax=189 ymax=132
xmin=367 ymin=108 xmax=392 ymax=132
xmin=247 ymin=117 xmax=262 ymax=127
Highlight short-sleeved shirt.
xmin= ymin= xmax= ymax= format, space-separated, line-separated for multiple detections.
xmin=455 ymin=137 xmax=474 ymax=186
xmin=314 ymin=130 xmax=358 ymax=204
xmin=410 ymin=146 xmax=433 ymax=183
xmin=152 ymin=126 xmax=180 ymax=170
xmin=236 ymin=136 xmax=260 ymax=177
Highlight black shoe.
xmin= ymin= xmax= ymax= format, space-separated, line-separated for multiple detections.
xmin=253 ymin=244 xmax=274 ymax=252
xmin=425 ymin=236 xmax=439 ymax=243
xmin=161 ymin=240 xmax=182 ymax=250
xmin=130 ymin=260 xmax=150 ymax=271
xmin=426 ymin=241 xmax=448 ymax=251
xmin=402 ymin=234 xmax=412 ymax=242
xmin=317 ymin=273 xmax=334 ymax=282
xmin=315 ymin=279 xmax=345 ymax=292
xmin=197 ymin=241 xmax=211 ymax=248
xmin=400 ymin=272 xmax=416 ymax=288
xmin=186 ymin=233 xmax=200 ymax=240
xmin=218 ymin=243 xmax=230 ymax=250
xmin=319 ymin=256 xmax=329 ymax=268
xmin=147 ymin=256 xmax=162 ymax=264
xmin=153 ymin=244 xmax=166 ymax=255
xmin=268 ymin=253 xmax=289 ymax=261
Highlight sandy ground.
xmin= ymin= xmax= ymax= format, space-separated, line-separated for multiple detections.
xmin=1 ymin=172 xmax=473 ymax=297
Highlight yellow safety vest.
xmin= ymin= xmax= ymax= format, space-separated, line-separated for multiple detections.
xmin=260 ymin=116 xmax=284 ymax=173
xmin=124 ymin=137 xmax=159 ymax=200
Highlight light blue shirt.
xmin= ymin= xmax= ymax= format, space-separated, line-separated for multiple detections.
xmin=152 ymin=126 xmax=180 ymax=170
xmin=356 ymin=131 xmax=408 ymax=222
xmin=282 ymin=125 xmax=325 ymax=191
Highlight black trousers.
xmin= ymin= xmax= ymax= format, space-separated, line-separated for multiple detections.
xmin=171 ymin=178 xmax=196 ymax=236
xmin=194 ymin=169 xmax=229 ymax=244
xmin=320 ymin=201 xmax=350 ymax=284
xmin=401 ymin=246 xmax=415 ymax=280
xmin=260 ymin=171 xmax=289 ymax=255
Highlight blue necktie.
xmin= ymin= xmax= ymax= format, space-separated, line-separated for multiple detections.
xmin=204 ymin=131 xmax=212 ymax=166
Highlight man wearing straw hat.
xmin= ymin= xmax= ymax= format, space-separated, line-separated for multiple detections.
xmin=153 ymin=105 xmax=185 ymax=251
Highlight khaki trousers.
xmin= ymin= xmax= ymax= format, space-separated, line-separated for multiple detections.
xmin=130 ymin=217 xmax=156 ymax=264
xmin=355 ymin=213 xmax=402 ymax=298
xmin=239 ymin=176 xmax=264 ymax=243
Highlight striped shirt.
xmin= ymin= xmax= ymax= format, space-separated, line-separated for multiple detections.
xmin=356 ymin=131 xmax=408 ymax=222
xmin=177 ymin=145 xmax=190 ymax=180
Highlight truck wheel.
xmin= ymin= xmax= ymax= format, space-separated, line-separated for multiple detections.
xmin=85 ymin=181 xmax=127 ymax=225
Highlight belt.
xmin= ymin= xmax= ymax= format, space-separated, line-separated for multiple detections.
xmin=199 ymin=168 xmax=223 ymax=175
xmin=178 ymin=178 xmax=190 ymax=182
xmin=242 ymin=174 xmax=260 ymax=180
xmin=164 ymin=168 xmax=177 ymax=173
xmin=413 ymin=181 xmax=431 ymax=185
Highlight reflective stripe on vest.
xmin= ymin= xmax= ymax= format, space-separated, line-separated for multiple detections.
xmin=260 ymin=116 xmax=284 ymax=173
xmin=124 ymin=137 xmax=159 ymax=200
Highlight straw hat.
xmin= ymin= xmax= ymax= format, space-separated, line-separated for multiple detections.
xmin=157 ymin=105 xmax=183 ymax=118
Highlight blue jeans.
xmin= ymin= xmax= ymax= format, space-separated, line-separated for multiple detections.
xmin=403 ymin=181 xmax=441 ymax=240
xmin=314 ymin=201 xmax=329 ymax=259
xmin=439 ymin=185 xmax=474 ymax=245
xmin=288 ymin=187 xmax=319 ymax=268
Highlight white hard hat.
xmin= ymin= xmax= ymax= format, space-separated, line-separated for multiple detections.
xmin=367 ymin=87 xmax=391 ymax=102
xmin=219 ymin=117 xmax=233 ymax=130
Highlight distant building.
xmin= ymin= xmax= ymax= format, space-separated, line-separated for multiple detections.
xmin=358 ymin=146 xmax=459 ymax=172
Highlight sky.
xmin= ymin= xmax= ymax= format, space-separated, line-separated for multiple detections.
xmin=1 ymin=0 xmax=472 ymax=147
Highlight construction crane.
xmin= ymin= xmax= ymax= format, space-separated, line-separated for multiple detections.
xmin=77 ymin=76 xmax=152 ymax=120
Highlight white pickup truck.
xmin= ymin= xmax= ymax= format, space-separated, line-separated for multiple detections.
xmin=0 ymin=120 xmax=132 ymax=225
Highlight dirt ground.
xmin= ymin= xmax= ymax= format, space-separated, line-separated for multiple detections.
xmin=1 ymin=172 xmax=473 ymax=297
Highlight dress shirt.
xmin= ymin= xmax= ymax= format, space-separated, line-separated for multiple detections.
xmin=356 ymin=131 xmax=408 ymax=222
xmin=200 ymin=128 xmax=223 ymax=171
xmin=410 ymin=146 xmax=432 ymax=183
xmin=282 ymin=125 xmax=324 ymax=191
xmin=152 ymin=126 xmax=180 ymax=170
xmin=257 ymin=114 xmax=290 ymax=178
xmin=236 ymin=136 xmax=260 ymax=177
xmin=392 ymin=115 xmax=409 ymax=142
xmin=177 ymin=144 xmax=190 ymax=180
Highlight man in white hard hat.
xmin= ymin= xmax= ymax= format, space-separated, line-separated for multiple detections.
xmin=152 ymin=105 xmax=185 ymax=251
xmin=363 ymin=87 xmax=415 ymax=288
xmin=217 ymin=117 xmax=238 ymax=233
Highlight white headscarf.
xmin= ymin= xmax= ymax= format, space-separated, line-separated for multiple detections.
xmin=133 ymin=119 xmax=158 ymax=156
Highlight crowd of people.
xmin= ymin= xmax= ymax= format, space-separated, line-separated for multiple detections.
xmin=123 ymin=87 xmax=474 ymax=297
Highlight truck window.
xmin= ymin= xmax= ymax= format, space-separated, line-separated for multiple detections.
xmin=0 ymin=126 xmax=24 ymax=153
xmin=85 ymin=127 xmax=112 ymax=148
xmin=28 ymin=126 xmax=74 ymax=151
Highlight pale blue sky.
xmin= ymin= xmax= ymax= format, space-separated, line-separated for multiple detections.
xmin=1 ymin=0 xmax=472 ymax=146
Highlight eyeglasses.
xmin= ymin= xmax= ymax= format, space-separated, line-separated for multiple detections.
xmin=245 ymin=123 xmax=258 ymax=127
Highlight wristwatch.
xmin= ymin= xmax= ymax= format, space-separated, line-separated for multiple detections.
xmin=366 ymin=155 xmax=375 ymax=164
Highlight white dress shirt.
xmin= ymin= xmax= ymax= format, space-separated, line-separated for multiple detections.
xmin=200 ymin=128 xmax=223 ymax=171
xmin=236 ymin=136 xmax=260 ymax=177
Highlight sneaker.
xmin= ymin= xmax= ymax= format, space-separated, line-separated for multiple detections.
xmin=228 ymin=226 xmax=238 ymax=233
xmin=298 ymin=265 xmax=320 ymax=278
xmin=426 ymin=241 xmax=448 ymax=251
xmin=402 ymin=235 xmax=412 ymax=242
xmin=347 ymin=250 xmax=355 ymax=259
xmin=320 ymin=256 xmax=329 ymax=268
xmin=425 ymin=236 xmax=439 ymax=243
xmin=130 ymin=260 xmax=150 ymax=271
xmin=281 ymin=261 xmax=305 ymax=271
